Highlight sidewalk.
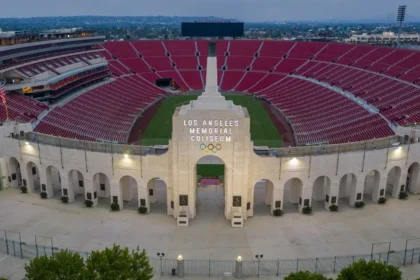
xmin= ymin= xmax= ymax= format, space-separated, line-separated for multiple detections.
xmin=0 ymin=253 xmax=27 ymax=280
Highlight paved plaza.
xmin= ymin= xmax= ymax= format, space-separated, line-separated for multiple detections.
xmin=0 ymin=186 xmax=420 ymax=263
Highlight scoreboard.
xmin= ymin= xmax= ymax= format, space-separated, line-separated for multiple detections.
xmin=181 ymin=22 xmax=244 ymax=37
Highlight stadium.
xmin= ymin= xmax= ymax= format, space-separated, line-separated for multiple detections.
xmin=1 ymin=22 xmax=420 ymax=277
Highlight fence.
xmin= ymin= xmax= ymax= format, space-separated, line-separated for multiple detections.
xmin=1 ymin=230 xmax=420 ymax=278
xmin=14 ymin=132 xmax=406 ymax=159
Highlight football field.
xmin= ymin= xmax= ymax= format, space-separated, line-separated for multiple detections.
xmin=141 ymin=94 xmax=282 ymax=148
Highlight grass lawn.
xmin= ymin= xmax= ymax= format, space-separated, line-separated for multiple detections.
xmin=141 ymin=94 xmax=282 ymax=147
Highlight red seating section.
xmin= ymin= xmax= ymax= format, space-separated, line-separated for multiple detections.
xmin=0 ymin=94 xmax=48 ymax=122
xmin=10 ymin=40 xmax=420 ymax=145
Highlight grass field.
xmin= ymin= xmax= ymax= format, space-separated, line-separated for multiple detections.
xmin=141 ymin=94 xmax=282 ymax=148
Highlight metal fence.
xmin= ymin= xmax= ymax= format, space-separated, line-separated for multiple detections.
xmin=1 ymin=231 xmax=419 ymax=278
xmin=14 ymin=132 xmax=406 ymax=159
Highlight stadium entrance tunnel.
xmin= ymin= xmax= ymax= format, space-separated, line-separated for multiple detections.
xmin=407 ymin=162 xmax=420 ymax=194
xmin=339 ymin=173 xmax=358 ymax=208
xmin=147 ymin=178 xmax=168 ymax=214
xmin=67 ymin=169 xmax=85 ymax=203
xmin=283 ymin=178 xmax=303 ymax=213
xmin=363 ymin=170 xmax=381 ymax=204
xmin=386 ymin=166 xmax=402 ymax=198
xmin=252 ymin=179 xmax=274 ymax=216
xmin=26 ymin=161 xmax=40 ymax=193
xmin=118 ymin=176 xmax=138 ymax=211
xmin=194 ymin=155 xmax=226 ymax=219
xmin=91 ymin=173 xmax=111 ymax=208
xmin=312 ymin=176 xmax=331 ymax=212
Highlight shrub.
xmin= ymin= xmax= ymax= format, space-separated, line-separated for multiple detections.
xmin=110 ymin=202 xmax=120 ymax=211
xmin=337 ymin=259 xmax=402 ymax=280
xmin=284 ymin=271 xmax=332 ymax=280
xmin=377 ymin=197 xmax=387 ymax=204
xmin=329 ymin=204 xmax=338 ymax=212
xmin=399 ymin=191 xmax=408 ymax=200
xmin=20 ymin=186 xmax=28 ymax=194
xmin=354 ymin=201 xmax=365 ymax=208
xmin=302 ymin=206 xmax=312 ymax=215
xmin=272 ymin=209 xmax=284 ymax=216
xmin=84 ymin=200 xmax=94 ymax=208
xmin=138 ymin=206 xmax=148 ymax=214
xmin=61 ymin=196 xmax=69 ymax=204
xmin=40 ymin=191 xmax=47 ymax=199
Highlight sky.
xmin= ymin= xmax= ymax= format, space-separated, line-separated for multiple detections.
xmin=2 ymin=0 xmax=420 ymax=22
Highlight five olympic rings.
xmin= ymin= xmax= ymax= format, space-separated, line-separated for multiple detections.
xmin=200 ymin=143 xmax=222 ymax=153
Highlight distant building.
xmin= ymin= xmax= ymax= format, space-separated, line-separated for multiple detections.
xmin=345 ymin=32 xmax=420 ymax=45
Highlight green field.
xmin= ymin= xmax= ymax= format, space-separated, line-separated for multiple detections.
xmin=141 ymin=94 xmax=282 ymax=147
xmin=196 ymin=164 xmax=224 ymax=178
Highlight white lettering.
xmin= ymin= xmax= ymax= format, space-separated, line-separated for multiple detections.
xmin=220 ymin=136 xmax=224 ymax=142
xmin=214 ymin=120 xmax=218 ymax=126
xmin=209 ymin=136 xmax=213 ymax=142
xmin=185 ymin=119 xmax=239 ymax=142
xmin=191 ymin=136 xmax=195 ymax=141
xmin=226 ymin=136 xmax=231 ymax=142
xmin=202 ymin=128 xmax=207 ymax=134
xmin=203 ymin=120 xmax=207 ymax=126
xmin=194 ymin=120 xmax=198 ymax=126
xmin=230 ymin=120 xmax=233 ymax=126
xmin=196 ymin=128 xmax=201 ymax=134
xmin=235 ymin=120 xmax=239 ymax=127
xmin=223 ymin=128 xmax=228 ymax=134
xmin=184 ymin=120 xmax=187 ymax=126
xmin=189 ymin=128 xmax=195 ymax=134
xmin=208 ymin=120 xmax=212 ymax=126
xmin=215 ymin=128 xmax=219 ymax=134
xmin=229 ymin=128 xmax=233 ymax=134
xmin=215 ymin=136 xmax=219 ymax=142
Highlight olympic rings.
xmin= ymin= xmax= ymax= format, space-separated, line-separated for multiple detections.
xmin=200 ymin=143 xmax=222 ymax=153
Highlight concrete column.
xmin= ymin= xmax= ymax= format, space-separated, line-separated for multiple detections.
xmin=298 ymin=186 xmax=312 ymax=212
xmin=138 ymin=180 xmax=149 ymax=213
xmin=400 ymin=170 xmax=408 ymax=194
xmin=20 ymin=166 xmax=29 ymax=191
xmin=43 ymin=167 xmax=54 ymax=198
xmin=349 ymin=176 xmax=365 ymax=207
xmin=84 ymin=178 xmax=98 ymax=207
xmin=110 ymin=183 xmax=123 ymax=210
xmin=325 ymin=182 xmax=339 ymax=210
xmin=272 ymin=188 xmax=284 ymax=212
xmin=148 ymin=179 xmax=156 ymax=204
xmin=264 ymin=180 xmax=273 ymax=206
xmin=372 ymin=177 xmax=387 ymax=203
xmin=59 ymin=172 xmax=71 ymax=202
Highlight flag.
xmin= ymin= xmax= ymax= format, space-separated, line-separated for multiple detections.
xmin=0 ymin=81 xmax=6 ymax=106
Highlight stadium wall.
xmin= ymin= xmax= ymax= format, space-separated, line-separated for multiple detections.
xmin=1 ymin=122 xmax=420 ymax=221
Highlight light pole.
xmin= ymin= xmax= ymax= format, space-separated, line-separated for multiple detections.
xmin=157 ymin=252 xmax=165 ymax=275
xmin=396 ymin=5 xmax=407 ymax=48
xmin=255 ymin=254 xmax=263 ymax=278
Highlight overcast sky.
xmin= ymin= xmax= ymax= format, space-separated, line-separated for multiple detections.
xmin=2 ymin=0 xmax=420 ymax=22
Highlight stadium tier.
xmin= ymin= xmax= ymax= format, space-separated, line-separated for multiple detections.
xmin=3 ymin=40 xmax=420 ymax=145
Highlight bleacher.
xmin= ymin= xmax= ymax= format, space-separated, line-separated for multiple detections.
xmin=6 ymin=40 xmax=420 ymax=145
xmin=0 ymin=94 xmax=48 ymax=123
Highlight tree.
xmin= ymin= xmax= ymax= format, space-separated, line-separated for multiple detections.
xmin=284 ymin=271 xmax=332 ymax=280
xmin=25 ymin=249 xmax=86 ymax=280
xmin=85 ymin=244 xmax=153 ymax=280
xmin=337 ymin=259 xmax=402 ymax=280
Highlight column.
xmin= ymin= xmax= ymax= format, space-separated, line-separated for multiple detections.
xmin=138 ymin=180 xmax=150 ymax=213
xmin=399 ymin=170 xmax=408 ymax=196
xmin=84 ymin=178 xmax=98 ymax=207
xmin=20 ymin=166 xmax=29 ymax=192
xmin=264 ymin=180 xmax=274 ymax=206
xmin=43 ymin=167 xmax=54 ymax=198
xmin=148 ymin=179 xmax=156 ymax=204
xmin=60 ymin=171 xmax=72 ymax=202
xmin=110 ymin=182 xmax=123 ymax=210
xmin=372 ymin=176 xmax=387 ymax=203
xmin=298 ymin=185 xmax=312 ymax=212
xmin=325 ymin=181 xmax=339 ymax=210
xmin=349 ymin=176 xmax=365 ymax=207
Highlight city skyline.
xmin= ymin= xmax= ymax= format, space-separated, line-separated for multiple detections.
xmin=1 ymin=0 xmax=420 ymax=22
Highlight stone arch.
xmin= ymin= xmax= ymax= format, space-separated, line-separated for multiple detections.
xmin=283 ymin=178 xmax=303 ymax=213
xmin=147 ymin=177 xmax=168 ymax=214
xmin=26 ymin=161 xmax=40 ymax=193
xmin=339 ymin=173 xmax=357 ymax=207
xmin=194 ymin=154 xmax=226 ymax=218
xmin=406 ymin=162 xmax=420 ymax=194
xmin=8 ymin=157 xmax=21 ymax=188
xmin=312 ymin=176 xmax=331 ymax=211
xmin=363 ymin=169 xmax=381 ymax=203
xmin=386 ymin=166 xmax=401 ymax=198
xmin=92 ymin=172 xmax=110 ymax=207
xmin=252 ymin=179 xmax=274 ymax=216
xmin=119 ymin=175 xmax=138 ymax=210
xmin=67 ymin=169 xmax=85 ymax=202
xmin=46 ymin=165 xmax=62 ymax=198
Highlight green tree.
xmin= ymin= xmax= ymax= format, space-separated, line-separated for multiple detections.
xmin=25 ymin=249 xmax=86 ymax=280
xmin=337 ymin=259 xmax=402 ymax=280
xmin=284 ymin=271 xmax=332 ymax=280
xmin=85 ymin=245 xmax=153 ymax=280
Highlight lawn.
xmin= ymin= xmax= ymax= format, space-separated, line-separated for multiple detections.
xmin=141 ymin=94 xmax=282 ymax=147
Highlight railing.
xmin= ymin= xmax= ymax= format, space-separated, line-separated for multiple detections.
xmin=0 ymin=230 xmax=419 ymax=278
xmin=14 ymin=132 xmax=406 ymax=158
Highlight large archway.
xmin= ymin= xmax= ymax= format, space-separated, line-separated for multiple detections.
xmin=46 ymin=166 xmax=62 ymax=199
xmin=194 ymin=155 xmax=226 ymax=219
xmin=92 ymin=173 xmax=110 ymax=208
xmin=252 ymin=179 xmax=274 ymax=216
xmin=283 ymin=178 xmax=303 ymax=213
xmin=147 ymin=178 xmax=168 ymax=214
xmin=386 ymin=166 xmax=401 ymax=198
xmin=26 ymin=162 xmax=40 ymax=193
xmin=363 ymin=170 xmax=381 ymax=203
xmin=312 ymin=176 xmax=331 ymax=211
xmin=406 ymin=162 xmax=420 ymax=194
xmin=8 ymin=157 xmax=21 ymax=188
xmin=119 ymin=176 xmax=138 ymax=210
xmin=68 ymin=169 xmax=85 ymax=203
xmin=339 ymin=173 xmax=357 ymax=207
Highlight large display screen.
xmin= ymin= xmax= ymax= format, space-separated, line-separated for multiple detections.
xmin=181 ymin=22 xmax=244 ymax=37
